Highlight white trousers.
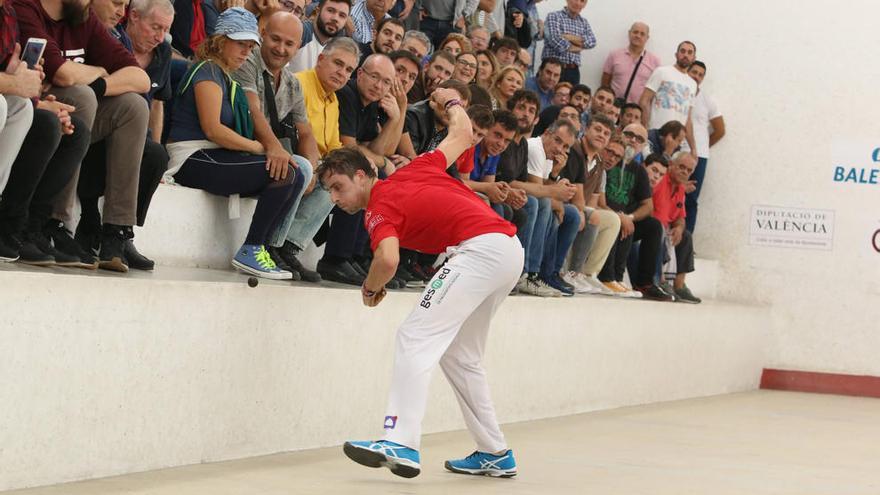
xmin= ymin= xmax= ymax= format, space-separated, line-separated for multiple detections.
xmin=383 ymin=233 xmax=524 ymax=453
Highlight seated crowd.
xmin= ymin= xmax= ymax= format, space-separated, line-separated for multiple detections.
xmin=0 ymin=0 xmax=725 ymax=302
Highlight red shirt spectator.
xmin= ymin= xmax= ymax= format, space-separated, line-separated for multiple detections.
xmin=652 ymin=172 xmax=685 ymax=227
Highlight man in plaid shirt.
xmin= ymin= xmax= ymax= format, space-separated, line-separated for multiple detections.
xmin=541 ymin=0 xmax=596 ymax=85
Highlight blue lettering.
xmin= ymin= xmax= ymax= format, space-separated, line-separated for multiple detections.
xmin=834 ymin=166 xmax=845 ymax=181
xmin=846 ymin=168 xmax=858 ymax=183
xmin=871 ymin=169 xmax=879 ymax=185
xmin=873 ymin=148 xmax=880 ymax=162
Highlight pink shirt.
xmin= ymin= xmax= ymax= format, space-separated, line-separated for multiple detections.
xmin=602 ymin=48 xmax=662 ymax=104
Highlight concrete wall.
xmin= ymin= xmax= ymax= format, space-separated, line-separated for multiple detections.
xmin=534 ymin=0 xmax=880 ymax=375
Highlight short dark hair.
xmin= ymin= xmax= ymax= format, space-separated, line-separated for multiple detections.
xmin=560 ymin=104 xmax=579 ymax=114
xmin=644 ymin=153 xmax=669 ymax=168
xmin=429 ymin=49 xmax=456 ymax=66
xmin=538 ymin=58 xmax=562 ymax=72
xmin=492 ymin=109 xmax=518 ymax=132
xmin=438 ymin=79 xmax=471 ymax=103
xmin=588 ymin=114 xmax=616 ymax=133
xmin=622 ymin=102 xmax=642 ymax=114
xmin=595 ymin=85 xmax=615 ymax=99
xmin=316 ymin=147 xmax=375 ymax=184
xmin=389 ymin=49 xmax=422 ymax=76
xmin=571 ymin=84 xmax=591 ymax=97
xmin=317 ymin=0 xmax=351 ymax=10
xmin=490 ymin=36 xmax=519 ymax=55
xmin=375 ymin=16 xmax=405 ymax=36
xmin=691 ymin=60 xmax=707 ymax=72
xmin=468 ymin=104 xmax=494 ymax=129
xmin=658 ymin=120 xmax=686 ymax=139
xmin=507 ymin=89 xmax=539 ymax=111
xmin=677 ymin=40 xmax=697 ymax=53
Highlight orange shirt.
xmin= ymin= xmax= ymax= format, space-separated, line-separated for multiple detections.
xmin=652 ymin=173 xmax=686 ymax=227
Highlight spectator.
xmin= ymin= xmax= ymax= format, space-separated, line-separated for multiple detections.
xmin=465 ymin=0 xmax=500 ymax=39
xmin=533 ymin=83 xmax=590 ymax=136
xmin=357 ymin=17 xmax=405 ymax=63
xmin=16 ymin=0 xmax=153 ymax=272
xmin=515 ymin=46 xmax=531 ymax=74
xmin=231 ymin=11 xmax=323 ymax=281
xmin=653 ymin=151 xmax=700 ymax=303
xmin=685 ymin=60 xmax=725 ymax=233
xmin=280 ymin=0 xmax=306 ymax=18
xmin=541 ymin=0 xmax=595 ymax=84
xmin=644 ymin=152 xmax=667 ymax=188
xmin=452 ymin=51 xmax=478 ymax=84
xmin=582 ymin=84 xmax=613 ymax=128
xmin=474 ymin=48 xmax=498 ymax=90
xmin=288 ymin=0 xmax=350 ymax=72
xmin=598 ymin=130 xmax=669 ymax=301
xmin=564 ymin=115 xmax=621 ymax=295
xmin=621 ymin=120 xmax=648 ymax=167
xmin=419 ymin=0 xmax=476 ymax=50
xmin=639 ymin=40 xmax=698 ymax=151
xmin=551 ymin=81 xmax=571 ymax=106
xmin=525 ymin=57 xmax=561 ymax=110
xmin=389 ymin=48 xmax=421 ymax=94
xmin=504 ymin=0 xmax=531 ymax=49
xmin=165 ymin=8 xmax=306 ymax=279
xmin=400 ymin=29 xmax=431 ymax=60
xmin=647 ymin=120 xmax=686 ymax=161
xmin=77 ymin=0 xmax=174 ymax=270
xmin=318 ymin=53 xmax=407 ymax=284
xmin=406 ymin=49 xmax=454 ymax=103
xmin=467 ymin=24 xmax=490 ymax=52
xmin=601 ymin=21 xmax=661 ymax=105
xmin=439 ymin=32 xmax=472 ymax=57
xmin=170 ymin=0 xmax=208 ymax=58
xmin=489 ymin=65 xmax=524 ymax=110
xmin=350 ymin=0 xmax=390 ymax=44
xmin=398 ymin=79 xmax=470 ymax=158
xmin=619 ymin=102 xmax=642 ymax=129
xmin=490 ymin=36 xmax=519 ymax=67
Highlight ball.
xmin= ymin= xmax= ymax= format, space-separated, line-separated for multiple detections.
xmin=247 ymin=277 xmax=259 ymax=288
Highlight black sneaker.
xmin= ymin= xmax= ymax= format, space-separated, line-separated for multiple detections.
xmin=123 ymin=239 xmax=155 ymax=271
xmin=674 ymin=285 xmax=702 ymax=304
xmin=74 ymin=228 xmax=101 ymax=258
xmin=349 ymin=258 xmax=367 ymax=278
xmin=24 ymin=230 xmax=80 ymax=266
xmin=316 ymin=259 xmax=364 ymax=286
xmin=635 ymin=284 xmax=674 ymax=302
xmin=99 ymin=225 xmax=129 ymax=273
xmin=45 ymin=219 xmax=98 ymax=269
xmin=17 ymin=234 xmax=55 ymax=266
xmin=272 ymin=241 xmax=321 ymax=283
xmin=265 ymin=245 xmax=302 ymax=281
xmin=0 ymin=232 xmax=20 ymax=262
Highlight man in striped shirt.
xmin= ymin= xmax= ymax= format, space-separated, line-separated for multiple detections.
xmin=349 ymin=0 xmax=390 ymax=44
xmin=541 ymin=0 xmax=596 ymax=85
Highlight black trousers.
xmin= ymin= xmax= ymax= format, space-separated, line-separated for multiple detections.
xmin=0 ymin=109 xmax=90 ymax=234
xmin=675 ymin=229 xmax=695 ymax=274
xmin=599 ymin=216 xmax=662 ymax=287
xmin=77 ymin=138 xmax=168 ymax=233
xmin=322 ymin=207 xmax=369 ymax=261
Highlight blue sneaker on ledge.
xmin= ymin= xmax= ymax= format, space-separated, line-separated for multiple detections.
xmin=343 ymin=440 xmax=421 ymax=478
xmin=232 ymin=244 xmax=292 ymax=280
xmin=445 ymin=450 xmax=517 ymax=478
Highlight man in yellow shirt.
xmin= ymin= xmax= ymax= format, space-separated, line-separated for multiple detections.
xmin=273 ymin=36 xmax=360 ymax=281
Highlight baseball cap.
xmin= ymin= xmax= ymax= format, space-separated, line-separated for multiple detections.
xmin=214 ymin=7 xmax=261 ymax=45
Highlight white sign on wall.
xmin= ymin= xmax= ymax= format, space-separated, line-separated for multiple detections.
xmin=831 ymin=140 xmax=880 ymax=186
xmin=749 ymin=205 xmax=835 ymax=250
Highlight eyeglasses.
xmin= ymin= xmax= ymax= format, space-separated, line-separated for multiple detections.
xmin=361 ymin=68 xmax=394 ymax=88
xmin=280 ymin=0 xmax=303 ymax=16
xmin=456 ymin=59 xmax=477 ymax=70
xmin=623 ymin=130 xmax=646 ymax=144
xmin=604 ymin=149 xmax=624 ymax=161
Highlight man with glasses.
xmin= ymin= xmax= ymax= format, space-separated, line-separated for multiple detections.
xmin=317 ymin=53 xmax=408 ymax=284
xmin=622 ymin=122 xmax=648 ymax=164
xmin=279 ymin=0 xmax=305 ymax=18
xmin=357 ymin=17 xmax=406 ymax=66
xmin=468 ymin=25 xmax=490 ymax=51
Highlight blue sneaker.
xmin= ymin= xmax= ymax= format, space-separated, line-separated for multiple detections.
xmin=232 ymin=244 xmax=293 ymax=280
xmin=343 ymin=440 xmax=421 ymax=478
xmin=445 ymin=450 xmax=517 ymax=478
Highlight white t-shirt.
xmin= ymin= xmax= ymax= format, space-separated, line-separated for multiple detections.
xmin=526 ymin=136 xmax=552 ymax=179
xmin=644 ymin=65 xmax=698 ymax=130
xmin=288 ymin=38 xmax=325 ymax=74
xmin=691 ymin=90 xmax=722 ymax=158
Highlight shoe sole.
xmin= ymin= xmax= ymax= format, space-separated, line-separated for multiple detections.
xmin=343 ymin=442 xmax=420 ymax=479
xmin=675 ymin=298 xmax=700 ymax=304
xmin=232 ymin=259 xmax=293 ymax=280
xmin=1 ymin=255 xmax=20 ymax=262
xmin=444 ymin=461 xmax=517 ymax=478
xmin=317 ymin=272 xmax=363 ymax=286
xmin=99 ymin=257 xmax=129 ymax=273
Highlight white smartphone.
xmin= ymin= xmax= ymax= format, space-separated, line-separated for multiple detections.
xmin=21 ymin=37 xmax=47 ymax=69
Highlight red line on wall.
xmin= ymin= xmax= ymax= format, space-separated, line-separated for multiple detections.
xmin=761 ymin=369 xmax=880 ymax=399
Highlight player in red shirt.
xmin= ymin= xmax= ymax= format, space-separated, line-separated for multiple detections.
xmin=318 ymin=88 xmax=523 ymax=479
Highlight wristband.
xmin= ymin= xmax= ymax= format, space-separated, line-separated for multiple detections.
xmin=361 ymin=283 xmax=377 ymax=298
xmin=444 ymin=99 xmax=462 ymax=111
xmin=89 ymin=77 xmax=107 ymax=98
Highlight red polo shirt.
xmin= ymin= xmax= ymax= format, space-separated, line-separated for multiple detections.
xmin=652 ymin=173 xmax=686 ymax=227
xmin=365 ymin=149 xmax=517 ymax=254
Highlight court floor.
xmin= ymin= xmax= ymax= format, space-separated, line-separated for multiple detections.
xmin=7 ymin=391 xmax=879 ymax=495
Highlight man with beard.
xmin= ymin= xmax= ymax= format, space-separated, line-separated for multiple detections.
xmin=15 ymin=0 xmax=152 ymax=273
xmin=288 ymin=0 xmax=350 ymax=73
xmin=397 ymin=78 xmax=469 ymax=162
xmin=356 ymin=17 xmax=404 ymax=66
xmin=405 ymin=49 xmax=454 ymax=103
xmin=232 ymin=11 xmax=323 ymax=282
xmin=639 ymin=40 xmax=697 ymax=153
xmin=316 ymin=53 xmax=408 ymax=285
xmin=76 ymin=0 xmax=174 ymax=270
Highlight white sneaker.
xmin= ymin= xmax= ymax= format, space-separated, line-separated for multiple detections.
xmin=583 ymin=275 xmax=614 ymax=295
xmin=518 ymin=274 xmax=562 ymax=297
xmin=616 ymin=281 xmax=643 ymax=299
xmin=563 ymin=271 xmax=597 ymax=294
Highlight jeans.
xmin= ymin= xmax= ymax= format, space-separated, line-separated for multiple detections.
xmin=515 ymin=195 xmax=538 ymax=252
xmin=267 ymin=155 xmax=313 ymax=247
xmin=540 ymin=203 xmax=580 ymax=277
xmin=282 ymin=180 xmax=333 ymax=250
xmin=524 ymin=196 xmax=551 ymax=273
xmin=685 ymin=157 xmax=708 ymax=233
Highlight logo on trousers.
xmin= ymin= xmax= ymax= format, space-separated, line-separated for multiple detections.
xmin=420 ymin=267 xmax=452 ymax=309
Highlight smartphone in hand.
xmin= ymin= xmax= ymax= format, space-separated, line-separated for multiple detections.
xmin=21 ymin=37 xmax=47 ymax=69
